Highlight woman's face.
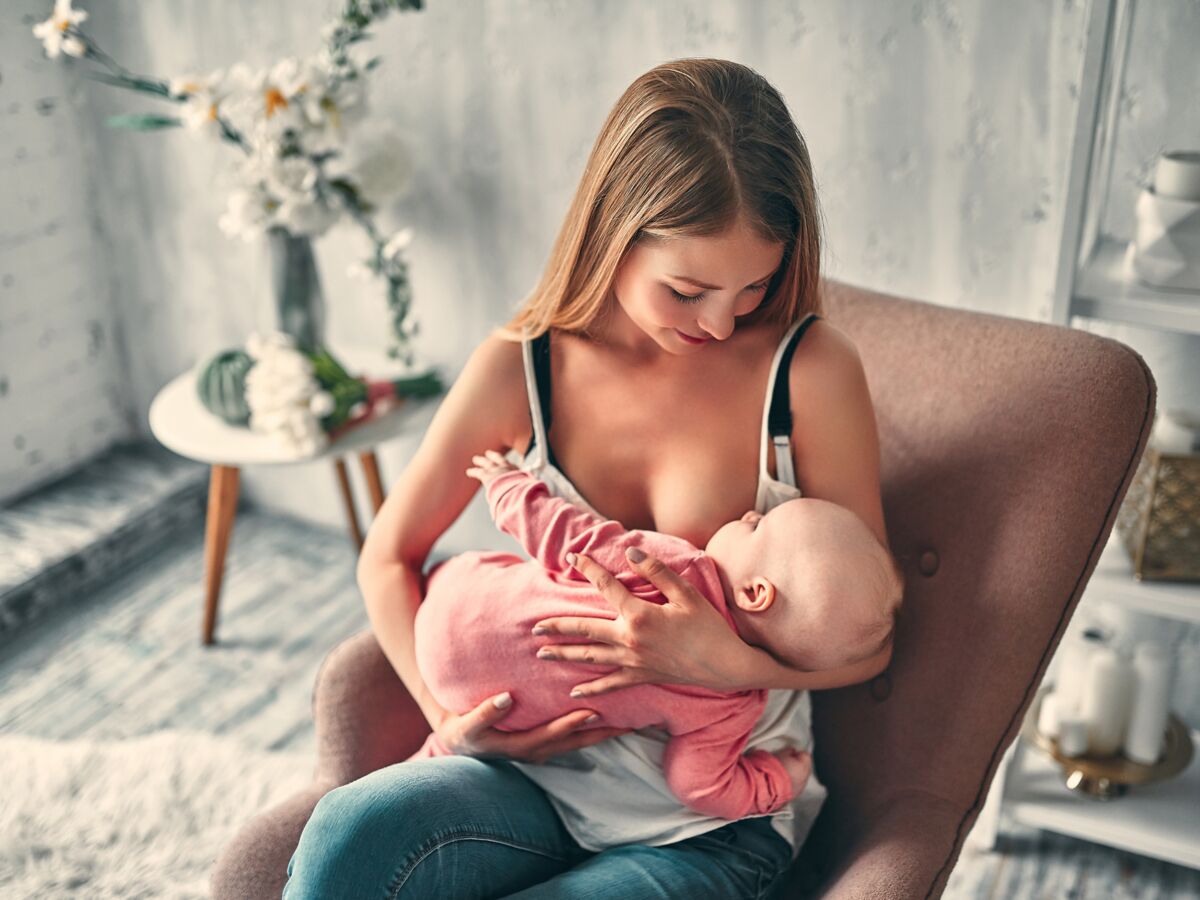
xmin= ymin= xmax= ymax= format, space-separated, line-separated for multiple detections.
xmin=607 ymin=217 xmax=786 ymax=355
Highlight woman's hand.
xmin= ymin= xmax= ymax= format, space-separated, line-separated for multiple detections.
xmin=531 ymin=549 xmax=777 ymax=697
xmin=432 ymin=691 xmax=631 ymax=765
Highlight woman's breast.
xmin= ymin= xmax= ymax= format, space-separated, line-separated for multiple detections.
xmin=556 ymin=413 xmax=762 ymax=547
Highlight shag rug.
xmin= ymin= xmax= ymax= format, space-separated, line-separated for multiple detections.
xmin=0 ymin=730 xmax=313 ymax=899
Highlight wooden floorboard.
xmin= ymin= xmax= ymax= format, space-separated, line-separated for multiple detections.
xmin=0 ymin=509 xmax=1196 ymax=897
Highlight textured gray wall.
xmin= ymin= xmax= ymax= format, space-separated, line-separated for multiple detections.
xmin=73 ymin=0 xmax=1102 ymax=548
xmin=0 ymin=1 xmax=133 ymax=504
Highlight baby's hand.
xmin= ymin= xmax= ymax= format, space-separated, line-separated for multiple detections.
xmin=774 ymin=747 xmax=812 ymax=796
xmin=466 ymin=449 xmax=518 ymax=486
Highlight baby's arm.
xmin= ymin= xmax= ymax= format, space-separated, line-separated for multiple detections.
xmin=662 ymin=694 xmax=810 ymax=819
xmin=469 ymin=451 xmax=639 ymax=575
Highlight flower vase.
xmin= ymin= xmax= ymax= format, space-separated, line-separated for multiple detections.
xmin=267 ymin=226 xmax=326 ymax=352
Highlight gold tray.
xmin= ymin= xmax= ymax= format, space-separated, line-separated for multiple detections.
xmin=1022 ymin=686 xmax=1195 ymax=799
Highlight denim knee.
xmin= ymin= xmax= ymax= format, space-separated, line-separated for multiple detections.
xmin=285 ymin=774 xmax=418 ymax=898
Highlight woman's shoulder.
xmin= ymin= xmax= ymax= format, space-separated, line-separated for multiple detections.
xmin=786 ymin=317 xmax=863 ymax=386
xmin=451 ymin=331 xmax=532 ymax=445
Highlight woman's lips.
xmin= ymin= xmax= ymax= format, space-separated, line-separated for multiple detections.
xmin=674 ymin=329 xmax=710 ymax=345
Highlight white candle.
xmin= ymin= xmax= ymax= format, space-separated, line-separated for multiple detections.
xmin=1056 ymin=629 xmax=1106 ymax=717
xmin=1057 ymin=716 xmax=1089 ymax=757
xmin=1081 ymin=646 xmax=1135 ymax=756
xmin=1037 ymin=692 xmax=1061 ymax=740
xmin=1124 ymin=641 xmax=1173 ymax=765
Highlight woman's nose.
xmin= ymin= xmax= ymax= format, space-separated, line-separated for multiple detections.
xmin=698 ymin=309 xmax=735 ymax=341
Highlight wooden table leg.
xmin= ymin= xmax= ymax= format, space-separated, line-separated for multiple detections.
xmin=203 ymin=464 xmax=240 ymax=646
xmin=334 ymin=458 xmax=363 ymax=550
xmin=359 ymin=450 xmax=386 ymax=513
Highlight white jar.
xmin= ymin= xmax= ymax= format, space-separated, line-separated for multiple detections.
xmin=1124 ymin=641 xmax=1174 ymax=765
xmin=1081 ymin=645 xmax=1135 ymax=756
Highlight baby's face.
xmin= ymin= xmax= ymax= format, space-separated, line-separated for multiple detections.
xmin=704 ymin=506 xmax=787 ymax=581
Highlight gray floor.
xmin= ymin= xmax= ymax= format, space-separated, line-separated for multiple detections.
xmin=0 ymin=508 xmax=1196 ymax=898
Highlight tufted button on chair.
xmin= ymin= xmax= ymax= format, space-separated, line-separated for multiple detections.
xmin=211 ymin=279 xmax=1156 ymax=899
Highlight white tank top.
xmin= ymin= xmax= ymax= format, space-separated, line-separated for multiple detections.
xmin=508 ymin=314 xmax=828 ymax=855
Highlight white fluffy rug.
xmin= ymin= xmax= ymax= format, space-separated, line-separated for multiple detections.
xmin=0 ymin=731 xmax=313 ymax=899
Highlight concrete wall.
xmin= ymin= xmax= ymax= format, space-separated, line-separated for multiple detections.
xmin=0 ymin=1 xmax=134 ymax=504
xmin=16 ymin=0 xmax=1198 ymax=554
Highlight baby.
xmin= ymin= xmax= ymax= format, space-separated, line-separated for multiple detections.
xmin=412 ymin=450 xmax=903 ymax=822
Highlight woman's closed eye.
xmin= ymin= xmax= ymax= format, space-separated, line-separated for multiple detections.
xmin=668 ymin=281 xmax=770 ymax=304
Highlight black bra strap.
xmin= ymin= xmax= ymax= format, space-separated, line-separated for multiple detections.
xmin=528 ymin=330 xmax=559 ymax=468
xmin=767 ymin=314 xmax=820 ymax=438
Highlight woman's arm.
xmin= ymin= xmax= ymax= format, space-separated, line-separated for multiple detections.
xmin=536 ymin=550 xmax=891 ymax=695
xmin=357 ymin=334 xmax=627 ymax=759
xmin=532 ymin=320 xmax=900 ymax=696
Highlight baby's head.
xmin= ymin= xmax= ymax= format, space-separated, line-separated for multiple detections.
xmin=704 ymin=498 xmax=904 ymax=671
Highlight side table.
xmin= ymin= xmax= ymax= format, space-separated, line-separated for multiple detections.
xmin=148 ymin=363 xmax=432 ymax=646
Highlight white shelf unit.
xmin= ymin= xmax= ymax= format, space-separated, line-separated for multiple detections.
xmin=1004 ymin=724 xmax=1200 ymax=869
xmin=975 ymin=0 xmax=1200 ymax=871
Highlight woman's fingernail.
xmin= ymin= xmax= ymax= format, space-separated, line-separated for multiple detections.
xmin=537 ymin=648 xmax=553 ymax=659
xmin=626 ymin=547 xmax=646 ymax=563
xmin=583 ymin=714 xmax=600 ymax=725
xmin=566 ymin=552 xmax=577 ymax=566
xmin=532 ymin=625 xmax=548 ymax=635
xmin=570 ymin=689 xmax=584 ymax=699
xmin=493 ymin=692 xmax=513 ymax=709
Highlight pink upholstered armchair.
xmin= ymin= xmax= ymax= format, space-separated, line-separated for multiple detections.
xmin=211 ymin=279 xmax=1156 ymax=898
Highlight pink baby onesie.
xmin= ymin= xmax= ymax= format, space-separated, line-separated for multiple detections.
xmin=411 ymin=468 xmax=797 ymax=821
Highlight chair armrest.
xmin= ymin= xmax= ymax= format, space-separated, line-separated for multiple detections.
xmin=784 ymin=791 xmax=968 ymax=899
xmin=312 ymin=629 xmax=432 ymax=785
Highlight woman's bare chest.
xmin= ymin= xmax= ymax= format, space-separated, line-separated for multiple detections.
xmin=546 ymin=340 xmax=776 ymax=547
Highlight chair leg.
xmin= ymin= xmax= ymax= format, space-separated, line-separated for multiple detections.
xmin=333 ymin=459 xmax=363 ymax=549
xmin=203 ymin=465 xmax=240 ymax=646
xmin=358 ymin=450 xmax=386 ymax=513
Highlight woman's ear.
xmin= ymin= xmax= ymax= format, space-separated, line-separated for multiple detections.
xmin=735 ymin=577 xmax=776 ymax=614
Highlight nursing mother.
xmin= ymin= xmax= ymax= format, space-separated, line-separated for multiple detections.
xmin=286 ymin=58 xmax=897 ymax=898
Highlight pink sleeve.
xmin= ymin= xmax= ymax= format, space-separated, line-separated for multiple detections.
xmin=484 ymin=469 xmax=646 ymax=575
xmin=661 ymin=693 xmax=796 ymax=819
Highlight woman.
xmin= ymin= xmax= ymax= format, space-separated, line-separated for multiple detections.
xmin=284 ymin=57 xmax=896 ymax=899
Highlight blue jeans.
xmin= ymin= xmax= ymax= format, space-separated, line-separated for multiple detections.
xmin=283 ymin=755 xmax=795 ymax=899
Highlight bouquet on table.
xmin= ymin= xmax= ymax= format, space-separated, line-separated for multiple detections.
xmin=197 ymin=332 xmax=441 ymax=459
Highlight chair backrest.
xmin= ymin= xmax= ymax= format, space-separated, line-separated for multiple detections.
xmin=796 ymin=280 xmax=1156 ymax=891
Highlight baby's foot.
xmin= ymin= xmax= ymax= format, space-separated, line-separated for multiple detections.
xmin=775 ymin=748 xmax=812 ymax=795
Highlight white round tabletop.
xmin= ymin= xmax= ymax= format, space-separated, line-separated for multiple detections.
xmin=148 ymin=350 xmax=439 ymax=467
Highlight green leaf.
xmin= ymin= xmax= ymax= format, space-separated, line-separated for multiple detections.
xmin=364 ymin=56 xmax=383 ymax=71
xmin=82 ymin=70 xmax=173 ymax=98
xmin=105 ymin=113 xmax=182 ymax=130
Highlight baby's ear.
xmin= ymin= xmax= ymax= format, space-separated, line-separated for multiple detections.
xmin=735 ymin=577 xmax=776 ymax=613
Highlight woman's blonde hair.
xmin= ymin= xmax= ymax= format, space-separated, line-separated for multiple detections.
xmin=500 ymin=57 xmax=825 ymax=341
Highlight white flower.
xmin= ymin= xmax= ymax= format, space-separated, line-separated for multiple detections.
xmin=218 ymin=184 xmax=279 ymax=241
xmin=309 ymin=391 xmax=336 ymax=417
xmin=169 ymin=69 xmax=227 ymax=136
xmin=255 ymin=148 xmax=320 ymax=201
xmin=382 ymin=228 xmax=414 ymax=261
xmin=276 ymin=193 xmax=339 ymax=237
xmin=242 ymin=333 xmax=330 ymax=458
xmin=245 ymin=330 xmax=296 ymax=359
xmin=33 ymin=0 xmax=88 ymax=59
